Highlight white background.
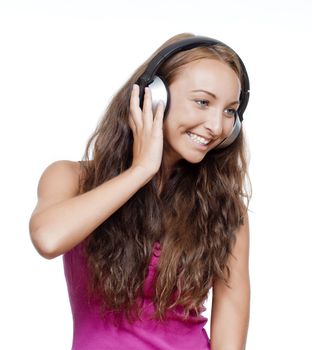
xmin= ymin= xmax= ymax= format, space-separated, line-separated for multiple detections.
xmin=1 ymin=0 xmax=311 ymax=349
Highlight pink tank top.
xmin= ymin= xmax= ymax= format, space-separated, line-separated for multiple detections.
xmin=63 ymin=240 xmax=211 ymax=349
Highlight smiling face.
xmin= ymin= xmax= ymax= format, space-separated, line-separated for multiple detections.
xmin=162 ymin=58 xmax=241 ymax=169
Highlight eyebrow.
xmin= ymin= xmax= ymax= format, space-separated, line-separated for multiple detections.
xmin=191 ymin=89 xmax=240 ymax=105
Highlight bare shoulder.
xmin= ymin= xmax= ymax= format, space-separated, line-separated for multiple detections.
xmin=30 ymin=160 xmax=83 ymax=218
xmin=42 ymin=159 xmax=81 ymax=187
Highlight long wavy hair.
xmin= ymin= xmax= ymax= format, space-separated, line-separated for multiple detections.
xmin=77 ymin=32 xmax=251 ymax=325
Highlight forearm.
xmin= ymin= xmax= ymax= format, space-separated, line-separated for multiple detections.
xmin=30 ymin=166 xmax=153 ymax=259
xmin=210 ymin=279 xmax=250 ymax=350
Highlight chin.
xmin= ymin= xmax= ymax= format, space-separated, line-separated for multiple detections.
xmin=183 ymin=154 xmax=206 ymax=164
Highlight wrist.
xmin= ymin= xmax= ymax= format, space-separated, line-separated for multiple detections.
xmin=129 ymin=165 xmax=156 ymax=184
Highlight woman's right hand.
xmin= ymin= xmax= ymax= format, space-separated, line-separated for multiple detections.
xmin=128 ymin=83 xmax=165 ymax=176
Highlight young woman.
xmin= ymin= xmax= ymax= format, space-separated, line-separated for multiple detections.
xmin=29 ymin=33 xmax=251 ymax=350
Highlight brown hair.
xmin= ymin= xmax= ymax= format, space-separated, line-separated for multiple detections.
xmin=77 ymin=32 xmax=251 ymax=325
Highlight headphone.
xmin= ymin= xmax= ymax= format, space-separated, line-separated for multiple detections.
xmin=135 ymin=35 xmax=250 ymax=149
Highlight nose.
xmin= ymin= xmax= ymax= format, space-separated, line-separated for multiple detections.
xmin=203 ymin=109 xmax=223 ymax=138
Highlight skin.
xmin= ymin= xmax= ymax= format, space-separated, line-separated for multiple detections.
xmin=162 ymin=58 xmax=241 ymax=170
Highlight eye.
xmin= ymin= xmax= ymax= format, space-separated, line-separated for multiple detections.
xmin=195 ymin=99 xmax=209 ymax=108
xmin=224 ymin=108 xmax=238 ymax=117
xmin=195 ymin=100 xmax=238 ymax=117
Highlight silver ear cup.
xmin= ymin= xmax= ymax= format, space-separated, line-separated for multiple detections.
xmin=215 ymin=115 xmax=241 ymax=149
xmin=147 ymin=76 xmax=168 ymax=116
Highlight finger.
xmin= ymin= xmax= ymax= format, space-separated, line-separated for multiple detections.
xmin=130 ymin=84 xmax=143 ymax=129
xmin=128 ymin=114 xmax=136 ymax=134
xmin=142 ymin=87 xmax=153 ymax=129
xmin=153 ymin=100 xmax=165 ymax=131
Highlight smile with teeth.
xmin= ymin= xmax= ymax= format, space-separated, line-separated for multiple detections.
xmin=186 ymin=131 xmax=210 ymax=145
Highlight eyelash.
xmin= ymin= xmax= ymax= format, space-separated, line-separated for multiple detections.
xmin=195 ymin=99 xmax=237 ymax=117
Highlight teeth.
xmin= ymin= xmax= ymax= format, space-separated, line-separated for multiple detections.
xmin=187 ymin=132 xmax=209 ymax=145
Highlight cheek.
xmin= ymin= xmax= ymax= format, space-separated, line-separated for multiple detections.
xmin=164 ymin=101 xmax=196 ymax=136
xmin=163 ymin=112 xmax=182 ymax=134
xmin=163 ymin=122 xmax=177 ymax=143
xmin=162 ymin=119 xmax=175 ymax=144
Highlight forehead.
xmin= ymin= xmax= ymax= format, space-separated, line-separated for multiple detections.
xmin=172 ymin=58 xmax=241 ymax=92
